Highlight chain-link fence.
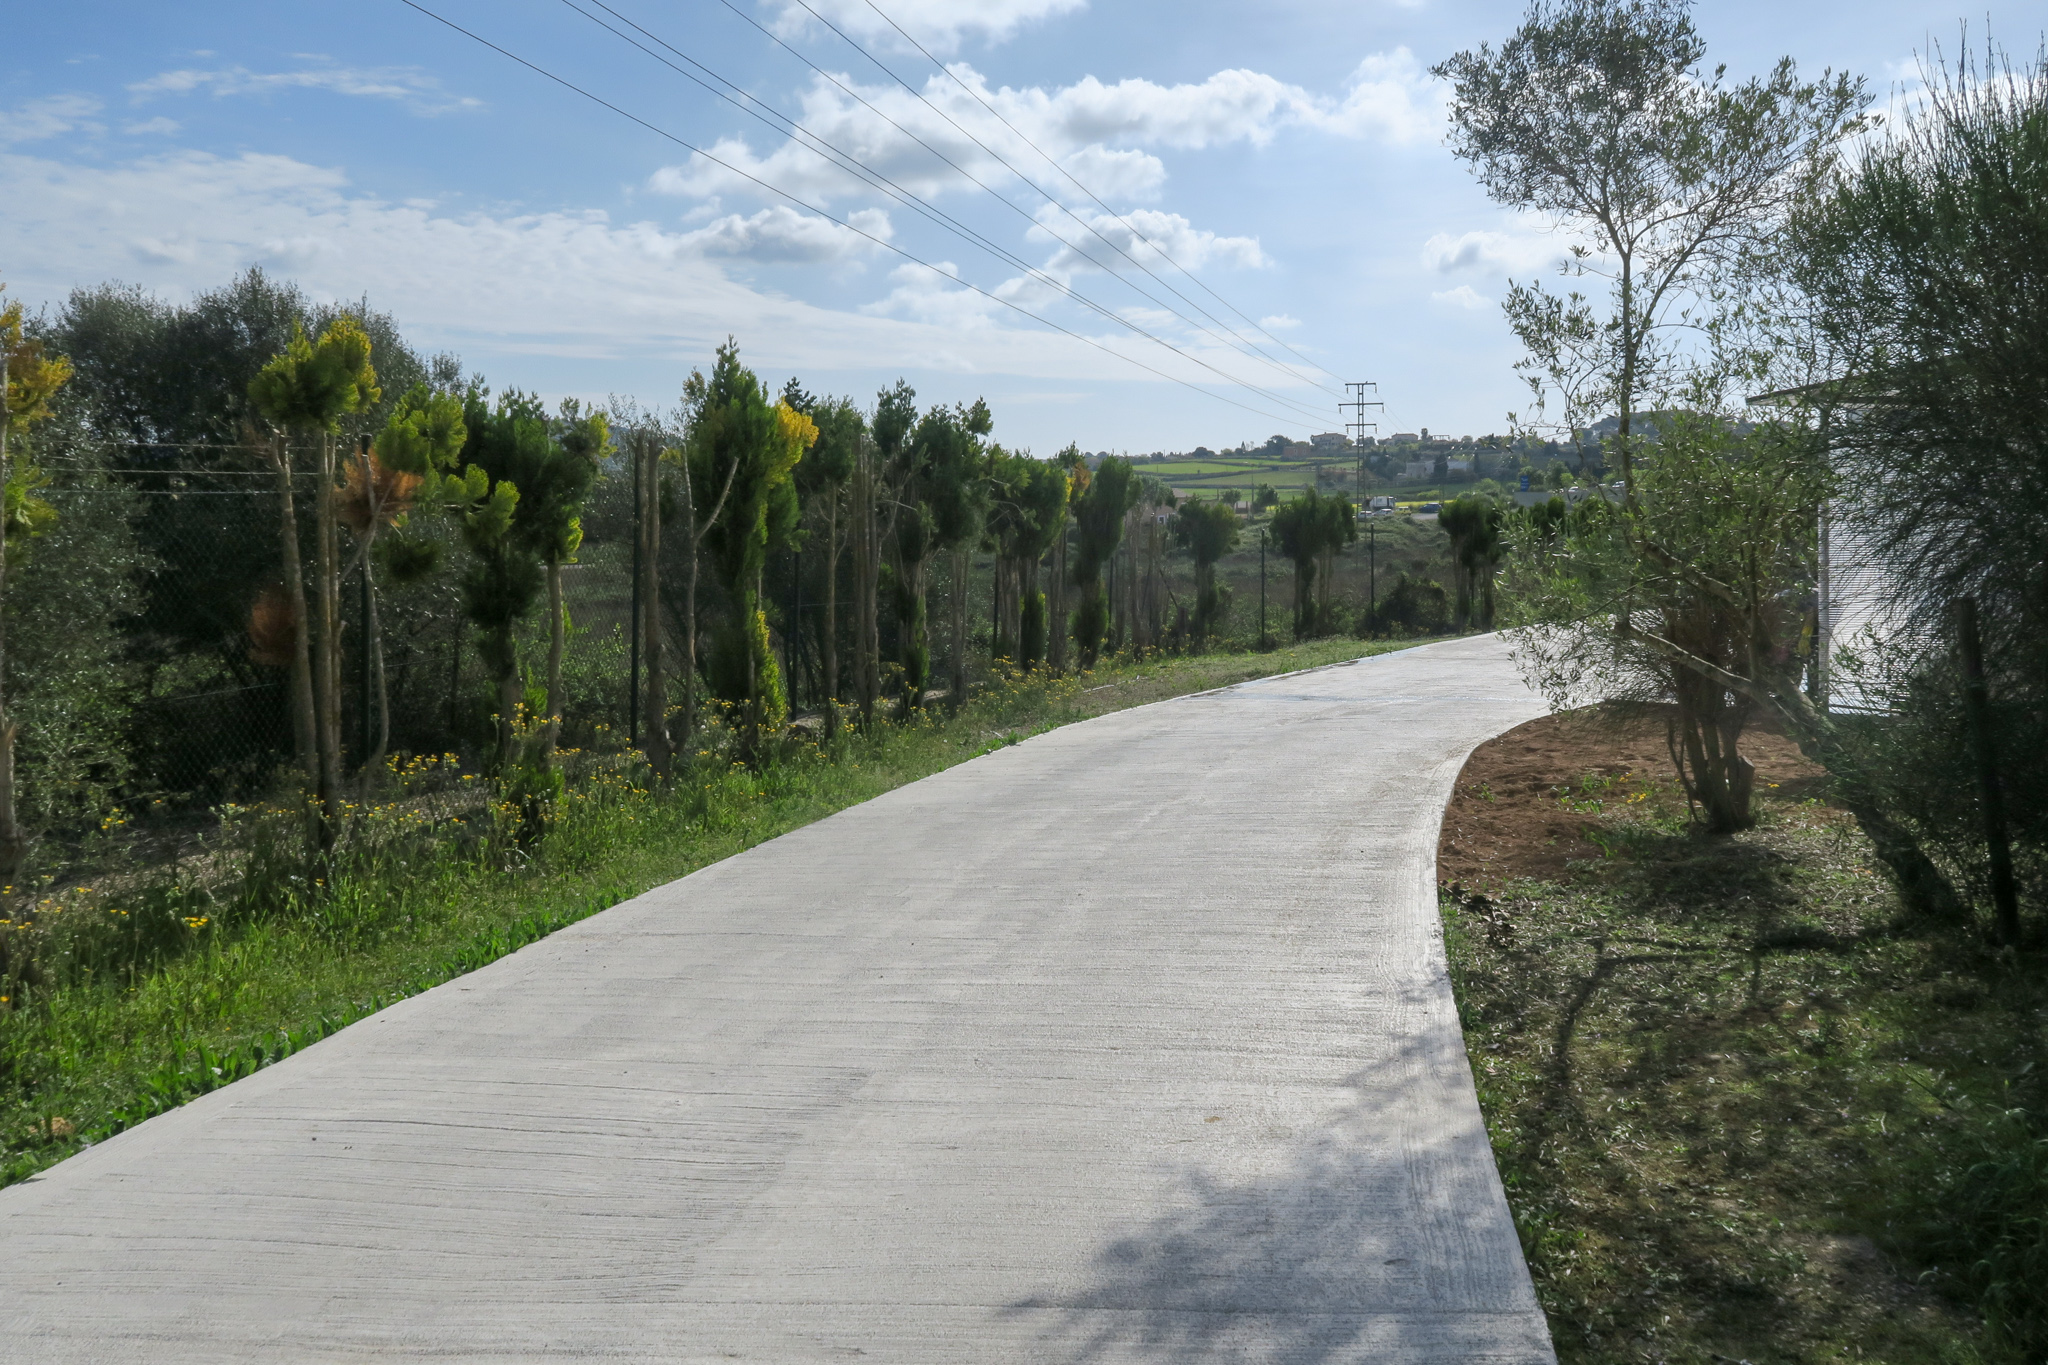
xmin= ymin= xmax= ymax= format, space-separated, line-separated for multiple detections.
xmin=8 ymin=451 xmax=646 ymax=886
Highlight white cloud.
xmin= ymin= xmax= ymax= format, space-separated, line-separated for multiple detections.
xmin=1431 ymin=284 xmax=1493 ymax=310
xmin=123 ymin=116 xmax=181 ymax=136
xmin=649 ymin=53 xmax=1437 ymax=211
xmin=1308 ymin=50 xmax=1444 ymax=143
xmin=1029 ymin=205 xmax=1265 ymax=284
xmin=0 ymin=94 xmax=103 ymax=145
xmin=1421 ymin=227 xmax=1566 ymax=276
xmin=862 ymin=259 xmax=1000 ymax=329
xmin=763 ymin=0 xmax=1086 ymax=57
xmin=1260 ymin=314 xmax=1301 ymax=329
xmin=680 ymin=205 xmax=893 ymax=263
xmin=128 ymin=65 xmax=481 ymax=116
xmin=0 ymin=142 xmax=1172 ymax=383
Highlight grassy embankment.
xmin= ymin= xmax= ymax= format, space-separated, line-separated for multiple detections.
xmin=1439 ymin=706 xmax=2047 ymax=1364
xmin=1 ymin=637 xmax=1411 ymax=1188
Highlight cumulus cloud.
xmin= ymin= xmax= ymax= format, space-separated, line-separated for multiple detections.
xmin=680 ymin=205 xmax=893 ymax=262
xmin=0 ymin=142 xmax=1143 ymax=383
xmin=650 ymin=53 xmax=1438 ymax=211
xmin=129 ymin=64 xmax=481 ymax=116
xmin=763 ymin=0 xmax=1087 ymax=57
xmin=861 ymin=259 xmax=1002 ymax=330
xmin=1431 ymin=284 xmax=1493 ymax=310
xmin=1260 ymin=314 xmax=1301 ymax=329
xmin=1029 ymin=205 xmax=1265 ymax=284
xmin=1421 ymin=227 xmax=1566 ymax=276
xmin=0 ymin=94 xmax=103 ymax=144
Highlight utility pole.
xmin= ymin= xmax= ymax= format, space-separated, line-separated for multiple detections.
xmin=1342 ymin=381 xmax=1383 ymax=623
xmin=1341 ymin=381 xmax=1383 ymax=501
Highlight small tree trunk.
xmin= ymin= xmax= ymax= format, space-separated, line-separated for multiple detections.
xmin=638 ymin=432 xmax=670 ymax=776
xmin=683 ymin=449 xmax=702 ymax=757
xmin=1049 ymin=521 xmax=1069 ymax=672
xmin=855 ymin=442 xmax=880 ymax=728
xmin=270 ymin=433 xmax=318 ymax=786
xmin=0 ymin=355 xmax=18 ymax=881
xmin=312 ymin=432 xmax=342 ymax=844
xmin=1957 ymin=597 xmax=2021 ymax=945
xmin=822 ymin=486 xmax=840 ymax=742
xmin=949 ymin=544 xmax=969 ymax=706
xmin=544 ymin=558 xmax=566 ymax=755
xmin=368 ymin=591 xmax=390 ymax=781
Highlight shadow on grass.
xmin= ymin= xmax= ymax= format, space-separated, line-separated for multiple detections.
xmin=1447 ymin=807 xmax=2035 ymax=1363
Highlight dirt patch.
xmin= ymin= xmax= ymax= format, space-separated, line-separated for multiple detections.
xmin=1438 ymin=703 xmax=1827 ymax=890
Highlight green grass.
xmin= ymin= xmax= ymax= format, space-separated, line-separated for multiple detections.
xmin=1444 ymin=771 xmax=2047 ymax=1364
xmin=1 ymin=637 xmax=1414 ymax=1187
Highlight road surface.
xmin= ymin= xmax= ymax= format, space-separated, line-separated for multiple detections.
xmin=1 ymin=633 xmax=1553 ymax=1363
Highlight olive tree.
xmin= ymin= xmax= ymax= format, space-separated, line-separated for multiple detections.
xmin=1502 ymin=415 xmax=1824 ymax=831
xmin=1434 ymin=0 xmax=1867 ymax=482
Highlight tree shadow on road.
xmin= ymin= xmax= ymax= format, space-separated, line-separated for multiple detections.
xmin=1001 ymin=1043 xmax=1552 ymax=1364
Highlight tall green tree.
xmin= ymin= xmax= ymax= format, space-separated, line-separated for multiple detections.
xmin=1439 ymin=494 xmax=1507 ymax=629
xmin=342 ymin=385 xmax=468 ymax=778
xmin=1269 ymin=489 xmax=1355 ymax=638
xmin=689 ymin=343 xmax=810 ymax=759
xmin=792 ymin=394 xmax=863 ymax=739
xmin=449 ymin=389 xmax=552 ymax=765
xmin=1071 ymin=456 xmax=1138 ymax=666
xmin=1048 ymin=444 xmax=1088 ymax=672
xmin=1784 ymin=40 xmax=2048 ymax=933
xmin=1172 ymin=498 xmax=1240 ymax=644
xmin=248 ymin=316 xmax=380 ymax=830
xmin=0 ymin=286 xmax=76 ymax=881
xmin=862 ymin=380 xmax=917 ymax=723
xmin=988 ymin=450 xmax=1070 ymax=668
xmin=917 ymin=400 xmax=990 ymax=706
xmin=1434 ymin=0 xmax=1867 ymax=485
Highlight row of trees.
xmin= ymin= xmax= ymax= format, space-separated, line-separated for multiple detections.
xmin=11 ymin=282 xmax=1350 ymax=863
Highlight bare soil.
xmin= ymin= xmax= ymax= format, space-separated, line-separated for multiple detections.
xmin=1438 ymin=702 xmax=1827 ymax=890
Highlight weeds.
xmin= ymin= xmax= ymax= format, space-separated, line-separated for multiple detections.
xmin=1445 ymin=785 xmax=2045 ymax=1363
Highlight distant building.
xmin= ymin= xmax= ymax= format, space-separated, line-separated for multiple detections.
xmin=1309 ymin=432 xmax=1349 ymax=451
xmin=1447 ymin=457 xmax=1473 ymax=474
xmin=1390 ymin=432 xmax=1421 ymax=444
xmin=1402 ymin=461 xmax=1433 ymax=480
xmin=1283 ymin=441 xmax=1315 ymax=460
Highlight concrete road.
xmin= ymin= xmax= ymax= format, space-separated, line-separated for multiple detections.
xmin=0 ymin=633 xmax=1553 ymax=1363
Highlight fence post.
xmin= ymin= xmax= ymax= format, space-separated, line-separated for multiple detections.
xmin=1956 ymin=596 xmax=2021 ymax=945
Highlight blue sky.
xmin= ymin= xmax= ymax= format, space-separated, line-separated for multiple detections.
xmin=1 ymin=0 xmax=2021 ymax=455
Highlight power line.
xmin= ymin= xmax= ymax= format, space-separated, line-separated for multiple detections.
xmin=712 ymin=0 xmax=1336 ymax=403
xmin=839 ymin=0 xmax=1345 ymax=393
xmin=394 ymin=0 xmax=1319 ymax=431
xmin=559 ymin=0 xmax=1332 ymax=424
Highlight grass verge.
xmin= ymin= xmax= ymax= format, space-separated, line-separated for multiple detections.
xmin=2 ymin=637 xmax=1413 ymax=1189
xmin=1440 ymin=706 xmax=2047 ymax=1364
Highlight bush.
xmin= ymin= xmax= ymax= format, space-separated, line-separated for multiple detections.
xmin=1366 ymin=574 xmax=1451 ymax=636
